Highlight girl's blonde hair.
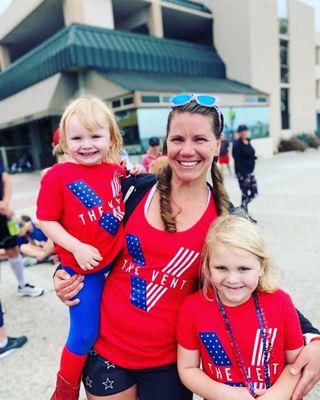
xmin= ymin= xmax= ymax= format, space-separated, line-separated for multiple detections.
xmin=59 ymin=97 xmax=122 ymax=163
xmin=202 ymin=214 xmax=279 ymax=299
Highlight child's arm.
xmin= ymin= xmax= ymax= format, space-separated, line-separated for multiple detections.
xmin=177 ymin=345 xmax=256 ymax=400
xmin=257 ymin=347 xmax=303 ymax=400
xmin=39 ymin=220 xmax=102 ymax=270
xmin=127 ymin=164 xmax=146 ymax=175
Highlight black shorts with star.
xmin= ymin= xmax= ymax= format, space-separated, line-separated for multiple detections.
xmin=83 ymin=349 xmax=192 ymax=400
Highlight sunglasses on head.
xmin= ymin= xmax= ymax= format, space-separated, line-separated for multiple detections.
xmin=170 ymin=93 xmax=223 ymax=134
xmin=170 ymin=93 xmax=218 ymax=108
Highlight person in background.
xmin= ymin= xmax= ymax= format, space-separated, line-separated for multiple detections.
xmin=41 ymin=128 xmax=68 ymax=178
xmin=0 ymin=162 xmax=44 ymax=297
xmin=17 ymin=215 xmax=56 ymax=266
xmin=232 ymin=125 xmax=258 ymax=222
xmin=142 ymin=137 xmax=162 ymax=172
xmin=0 ymin=300 xmax=27 ymax=358
xmin=218 ymin=137 xmax=231 ymax=176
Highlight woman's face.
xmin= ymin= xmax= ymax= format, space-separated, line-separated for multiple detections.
xmin=166 ymin=112 xmax=221 ymax=185
xmin=239 ymin=129 xmax=249 ymax=140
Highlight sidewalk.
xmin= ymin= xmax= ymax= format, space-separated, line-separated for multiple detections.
xmin=0 ymin=149 xmax=319 ymax=399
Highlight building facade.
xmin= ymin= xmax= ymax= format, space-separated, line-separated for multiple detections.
xmin=0 ymin=0 xmax=315 ymax=169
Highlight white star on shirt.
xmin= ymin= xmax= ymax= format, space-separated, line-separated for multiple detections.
xmin=104 ymin=360 xmax=115 ymax=369
xmin=102 ymin=378 xmax=115 ymax=390
xmin=85 ymin=376 xmax=92 ymax=388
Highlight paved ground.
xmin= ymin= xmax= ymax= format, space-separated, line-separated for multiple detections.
xmin=0 ymin=149 xmax=319 ymax=399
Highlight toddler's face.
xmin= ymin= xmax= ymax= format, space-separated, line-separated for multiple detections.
xmin=209 ymin=243 xmax=264 ymax=307
xmin=66 ymin=116 xmax=111 ymax=166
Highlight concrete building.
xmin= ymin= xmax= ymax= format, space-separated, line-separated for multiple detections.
xmin=212 ymin=0 xmax=317 ymax=154
xmin=0 ymin=0 xmax=315 ymax=169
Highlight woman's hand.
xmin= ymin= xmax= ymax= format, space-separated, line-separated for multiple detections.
xmin=53 ymin=269 xmax=84 ymax=306
xmin=289 ymin=340 xmax=320 ymax=399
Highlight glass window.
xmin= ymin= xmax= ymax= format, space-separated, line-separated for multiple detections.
xmin=162 ymin=96 xmax=172 ymax=103
xmin=112 ymin=99 xmax=121 ymax=108
xmin=141 ymin=95 xmax=160 ymax=103
xmin=220 ymin=106 xmax=270 ymax=139
xmin=278 ymin=0 xmax=288 ymax=34
xmin=123 ymin=97 xmax=134 ymax=105
xmin=281 ymin=88 xmax=290 ymax=129
xmin=280 ymin=40 xmax=289 ymax=83
xmin=316 ymin=47 xmax=320 ymax=65
xmin=316 ymin=80 xmax=320 ymax=99
xmin=279 ymin=18 xmax=288 ymax=35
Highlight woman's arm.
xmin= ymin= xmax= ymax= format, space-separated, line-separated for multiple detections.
xmin=39 ymin=220 xmax=102 ymax=270
xmin=177 ymin=345 xmax=256 ymax=400
xmin=290 ymin=310 xmax=320 ymax=399
xmin=289 ymin=340 xmax=320 ymax=399
xmin=257 ymin=364 xmax=301 ymax=400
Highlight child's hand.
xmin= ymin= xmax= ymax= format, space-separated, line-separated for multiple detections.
xmin=72 ymin=243 xmax=102 ymax=271
xmin=129 ymin=164 xmax=146 ymax=175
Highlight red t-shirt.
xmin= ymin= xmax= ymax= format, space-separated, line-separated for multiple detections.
xmin=37 ymin=162 xmax=125 ymax=274
xmin=95 ymin=186 xmax=218 ymax=369
xmin=177 ymin=289 xmax=303 ymax=392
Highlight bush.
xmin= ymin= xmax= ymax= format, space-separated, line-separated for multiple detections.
xmin=278 ymin=137 xmax=308 ymax=152
xmin=296 ymin=133 xmax=320 ymax=148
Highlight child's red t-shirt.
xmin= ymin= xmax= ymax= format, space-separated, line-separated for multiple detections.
xmin=37 ymin=162 xmax=125 ymax=274
xmin=177 ymin=289 xmax=304 ymax=391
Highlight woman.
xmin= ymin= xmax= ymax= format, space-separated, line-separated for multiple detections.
xmin=232 ymin=124 xmax=258 ymax=221
xmin=54 ymin=94 xmax=320 ymax=400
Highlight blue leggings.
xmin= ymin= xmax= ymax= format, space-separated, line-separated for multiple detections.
xmin=63 ymin=265 xmax=110 ymax=355
xmin=0 ymin=301 xmax=4 ymax=328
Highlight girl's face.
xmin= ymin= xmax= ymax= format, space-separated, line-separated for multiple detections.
xmin=166 ymin=112 xmax=221 ymax=185
xmin=209 ymin=242 xmax=264 ymax=307
xmin=66 ymin=115 xmax=111 ymax=166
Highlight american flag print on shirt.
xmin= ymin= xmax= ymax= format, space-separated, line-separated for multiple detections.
xmin=67 ymin=180 xmax=103 ymax=208
xmin=200 ymin=328 xmax=278 ymax=391
xmin=127 ymin=240 xmax=200 ymax=311
xmin=66 ymin=175 xmax=124 ymax=235
xmin=200 ymin=332 xmax=232 ymax=366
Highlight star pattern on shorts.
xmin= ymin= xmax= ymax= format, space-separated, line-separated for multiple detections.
xmin=104 ymin=360 xmax=116 ymax=369
xmin=85 ymin=376 xmax=93 ymax=388
xmin=102 ymin=377 xmax=115 ymax=390
xmin=89 ymin=348 xmax=97 ymax=356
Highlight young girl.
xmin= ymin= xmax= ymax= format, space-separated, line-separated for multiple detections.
xmin=37 ymin=97 xmax=128 ymax=400
xmin=177 ymin=214 xmax=304 ymax=400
